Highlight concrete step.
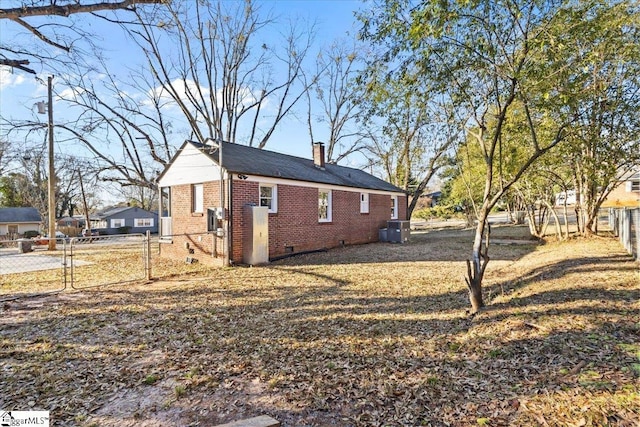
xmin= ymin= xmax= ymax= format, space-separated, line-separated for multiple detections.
xmin=213 ymin=415 xmax=280 ymax=427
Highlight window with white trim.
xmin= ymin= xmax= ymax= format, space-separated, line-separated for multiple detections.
xmin=134 ymin=218 xmax=154 ymax=227
xmin=360 ymin=192 xmax=369 ymax=214
xmin=391 ymin=195 xmax=398 ymax=219
xmin=192 ymin=183 xmax=204 ymax=213
xmin=318 ymin=189 xmax=332 ymax=222
xmin=259 ymin=184 xmax=277 ymax=213
xmin=160 ymin=186 xmax=171 ymax=216
xmin=631 ymin=180 xmax=640 ymax=192
xmin=111 ymin=218 xmax=125 ymax=228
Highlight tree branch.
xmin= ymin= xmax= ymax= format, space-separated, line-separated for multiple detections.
xmin=10 ymin=17 xmax=71 ymax=52
xmin=0 ymin=0 xmax=161 ymax=19
xmin=0 ymin=59 xmax=36 ymax=74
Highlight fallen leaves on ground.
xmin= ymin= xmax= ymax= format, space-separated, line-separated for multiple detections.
xmin=0 ymin=226 xmax=638 ymax=426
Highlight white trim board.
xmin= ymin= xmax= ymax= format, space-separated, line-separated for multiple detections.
xmin=237 ymin=174 xmax=406 ymax=196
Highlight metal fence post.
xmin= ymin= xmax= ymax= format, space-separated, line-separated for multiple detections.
xmin=632 ymin=208 xmax=639 ymax=261
xmin=146 ymin=230 xmax=152 ymax=281
xmin=624 ymin=209 xmax=631 ymax=254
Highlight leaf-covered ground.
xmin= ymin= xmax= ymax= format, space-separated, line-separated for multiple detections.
xmin=1 ymin=226 xmax=638 ymax=426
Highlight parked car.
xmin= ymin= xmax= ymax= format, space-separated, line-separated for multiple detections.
xmin=33 ymin=231 xmax=69 ymax=245
xmin=54 ymin=231 xmax=69 ymax=243
xmin=80 ymin=228 xmax=99 ymax=237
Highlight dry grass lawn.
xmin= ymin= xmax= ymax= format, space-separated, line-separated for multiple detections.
xmin=0 ymin=225 xmax=638 ymax=426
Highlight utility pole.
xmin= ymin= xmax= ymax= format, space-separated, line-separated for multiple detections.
xmin=47 ymin=75 xmax=56 ymax=251
xmin=77 ymin=169 xmax=91 ymax=238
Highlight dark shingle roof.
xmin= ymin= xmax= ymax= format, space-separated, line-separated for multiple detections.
xmin=96 ymin=206 xmax=157 ymax=219
xmin=0 ymin=207 xmax=42 ymax=223
xmin=97 ymin=206 xmax=136 ymax=218
xmin=190 ymin=140 xmax=403 ymax=193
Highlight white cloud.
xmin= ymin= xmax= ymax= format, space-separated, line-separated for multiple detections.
xmin=144 ymin=78 xmax=210 ymax=108
xmin=57 ymin=86 xmax=86 ymax=101
xmin=0 ymin=66 xmax=26 ymax=89
xmin=144 ymin=78 xmax=263 ymax=113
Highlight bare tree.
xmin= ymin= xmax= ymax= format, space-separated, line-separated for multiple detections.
xmin=359 ymin=67 xmax=461 ymax=219
xmin=1 ymin=1 xmax=167 ymax=208
xmin=3 ymin=0 xmax=318 ymax=206
xmin=0 ymin=0 xmax=162 ymax=74
xmin=113 ymin=185 xmax=157 ymax=211
xmin=126 ymin=0 xmax=316 ymax=148
xmin=55 ymin=59 xmax=176 ymax=189
xmin=0 ymin=138 xmax=85 ymax=229
xmin=306 ymin=40 xmax=365 ymax=163
xmin=1 ymin=54 xmax=177 ymax=196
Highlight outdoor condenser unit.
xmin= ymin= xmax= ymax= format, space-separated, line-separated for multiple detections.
xmin=387 ymin=220 xmax=410 ymax=243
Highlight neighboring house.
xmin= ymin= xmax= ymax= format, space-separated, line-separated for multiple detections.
xmin=555 ymin=190 xmax=578 ymax=206
xmin=0 ymin=207 xmax=41 ymax=238
xmin=91 ymin=206 xmax=158 ymax=235
xmin=157 ymin=140 xmax=408 ymax=266
xmin=57 ymin=215 xmax=87 ymax=229
xmin=602 ymin=171 xmax=640 ymax=208
xmin=554 ymin=171 xmax=640 ymax=208
xmin=417 ymin=191 xmax=442 ymax=209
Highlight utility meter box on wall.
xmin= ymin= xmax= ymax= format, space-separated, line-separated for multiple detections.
xmin=207 ymin=207 xmax=225 ymax=232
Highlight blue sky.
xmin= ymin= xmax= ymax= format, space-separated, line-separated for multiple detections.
xmin=0 ymin=0 xmax=368 ymax=166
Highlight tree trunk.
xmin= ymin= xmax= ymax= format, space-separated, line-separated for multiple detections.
xmin=465 ymin=213 xmax=489 ymax=313
xmin=525 ymin=207 xmax=539 ymax=237
xmin=544 ymin=200 xmax=562 ymax=240
xmin=467 ymin=271 xmax=485 ymax=312
xmin=584 ymin=202 xmax=600 ymax=236
xmin=575 ymin=205 xmax=583 ymax=234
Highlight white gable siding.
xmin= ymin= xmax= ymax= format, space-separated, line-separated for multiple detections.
xmin=158 ymin=143 xmax=222 ymax=187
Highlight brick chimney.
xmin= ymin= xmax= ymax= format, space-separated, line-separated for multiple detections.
xmin=313 ymin=142 xmax=325 ymax=169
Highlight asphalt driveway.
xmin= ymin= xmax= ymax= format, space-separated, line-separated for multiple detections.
xmin=0 ymin=249 xmax=90 ymax=275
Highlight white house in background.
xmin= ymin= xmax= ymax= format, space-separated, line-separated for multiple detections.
xmin=555 ymin=190 xmax=577 ymax=206
xmin=0 ymin=207 xmax=41 ymax=238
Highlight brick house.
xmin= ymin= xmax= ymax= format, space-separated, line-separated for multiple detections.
xmin=157 ymin=140 xmax=407 ymax=266
xmin=602 ymin=170 xmax=640 ymax=208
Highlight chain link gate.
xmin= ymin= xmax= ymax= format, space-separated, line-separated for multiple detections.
xmin=1 ymin=233 xmax=151 ymax=300
xmin=0 ymin=237 xmax=67 ymax=301
xmin=69 ymin=233 xmax=150 ymax=289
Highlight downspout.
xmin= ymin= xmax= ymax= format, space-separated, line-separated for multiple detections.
xmin=226 ymin=176 xmax=233 ymax=266
xmin=158 ymin=186 xmax=162 ymax=252
xmin=219 ymin=142 xmax=229 ymax=266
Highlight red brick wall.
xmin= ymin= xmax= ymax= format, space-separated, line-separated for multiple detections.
xmin=161 ymin=178 xmax=407 ymax=265
xmin=602 ymin=181 xmax=640 ymax=207
xmin=159 ymin=181 xmax=225 ymax=266
xmin=231 ymin=180 xmax=407 ymax=262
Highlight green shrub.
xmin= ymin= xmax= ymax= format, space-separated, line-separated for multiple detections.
xmin=413 ymin=205 xmax=456 ymax=220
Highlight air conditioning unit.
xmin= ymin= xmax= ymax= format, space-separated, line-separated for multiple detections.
xmin=387 ymin=220 xmax=410 ymax=243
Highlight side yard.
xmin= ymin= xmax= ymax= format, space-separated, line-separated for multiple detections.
xmin=0 ymin=226 xmax=638 ymax=426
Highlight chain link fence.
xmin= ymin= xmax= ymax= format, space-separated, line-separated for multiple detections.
xmin=69 ymin=234 xmax=149 ymax=289
xmin=0 ymin=237 xmax=67 ymax=299
xmin=0 ymin=233 xmax=151 ymax=301
xmin=609 ymin=207 xmax=640 ymax=261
